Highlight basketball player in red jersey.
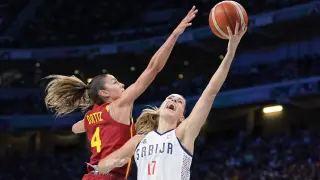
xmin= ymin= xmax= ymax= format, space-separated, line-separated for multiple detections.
xmin=44 ymin=6 xmax=198 ymax=180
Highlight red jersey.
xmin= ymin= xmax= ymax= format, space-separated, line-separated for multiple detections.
xmin=84 ymin=102 xmax=136 ymax=178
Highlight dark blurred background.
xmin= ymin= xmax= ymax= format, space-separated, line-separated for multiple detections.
xmin=1 ymin=0 xmax=320 ymax=179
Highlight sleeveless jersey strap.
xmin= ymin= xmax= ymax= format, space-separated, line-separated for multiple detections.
xmin=130 ymin=117 xmax=134 ymax=124
xmin=125 ymin=117 xmax=135 ymax=179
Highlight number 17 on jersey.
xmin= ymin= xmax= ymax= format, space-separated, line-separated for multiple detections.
xmin=148 ymin=161 xmax=156 ymax=175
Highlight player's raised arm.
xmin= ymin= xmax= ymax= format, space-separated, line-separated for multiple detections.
xmin=97 ymin=135 xmax=144 ymax=174
xmin=115 ymin=7 xmax=198 ymax=107
xmin=179 ymin=23 xmax=247 ymax=142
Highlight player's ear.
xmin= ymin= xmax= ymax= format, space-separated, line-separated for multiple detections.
xmin=99 ymin=90 xmax=109 ymax=98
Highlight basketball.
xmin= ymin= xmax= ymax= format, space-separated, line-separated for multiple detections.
xmin=209 ymin=1 xmax=248 ymax=39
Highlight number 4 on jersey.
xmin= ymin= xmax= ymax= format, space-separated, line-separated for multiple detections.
xmin=148 ymin=161 xmax=156 ymax=175
xmin=91 ymin=127 xmax=102 ymax=153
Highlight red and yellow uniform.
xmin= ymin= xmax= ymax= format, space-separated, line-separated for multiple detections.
xmin=82 ymin=103 xmax=135 ymax=180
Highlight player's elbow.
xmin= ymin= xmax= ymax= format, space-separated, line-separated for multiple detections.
xmin=72 ymin=124 xmax=84 ymax=134
xmin=71 ymin=125 xmax=78 ymax=134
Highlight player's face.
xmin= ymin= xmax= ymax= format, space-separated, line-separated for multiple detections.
xmin=159 ymin=94 xmax=186 ymax=124
xmin=102 ymin=75 xmax=125 ymax=101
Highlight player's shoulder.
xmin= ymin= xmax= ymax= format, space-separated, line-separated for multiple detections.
xmin=86 ymin=103 xmax=113 ymax=123
xmin=90 ymin=102 xmax=111 ymax=111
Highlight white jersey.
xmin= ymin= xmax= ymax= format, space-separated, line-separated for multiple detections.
xmin=134 ymin=129 xmax=192 ymax=180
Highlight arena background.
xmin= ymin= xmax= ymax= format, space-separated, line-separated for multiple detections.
xmin=1 ymin=0 xmax=320 ymax=179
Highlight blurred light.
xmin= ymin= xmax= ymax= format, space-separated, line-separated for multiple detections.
xmin=130 ymin=66 xmax=136 ymax=71
xmin=102 ymin=69 xmax=107 ymax=73
xmin=263 ymin=105 xmax=283 ymax=114
xmin=74 ymin=70 xmax=79 ymax=74
xmin=183 ymin=61 xmax=189 ymax=66
xmin=178 ymin=74 xmax=183 ymax=79
xmin=35 ymin=62 xmax=40 ymax=67
xmin=219 ymin=55 xmax=224 ymax=59
xmin=87 ymin=78 xmax=92 ymax=83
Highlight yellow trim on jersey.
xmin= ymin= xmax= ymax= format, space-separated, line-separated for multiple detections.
xmin=105 ymin=105 xmax=109 ymax=112
xmin=130 ymin=117 xmax=134 ymax=124
xmin=125 ymin=117 xmax=134 ymax=178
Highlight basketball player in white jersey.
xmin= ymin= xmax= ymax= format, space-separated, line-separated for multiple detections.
xmin=97 ymin=23 xmax=247 ymax=180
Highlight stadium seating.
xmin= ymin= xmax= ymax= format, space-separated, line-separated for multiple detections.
xmin=0 ymin=0 xmax=29 ymax=33
xmin=0 ymin=0 xmax=314 ymax=47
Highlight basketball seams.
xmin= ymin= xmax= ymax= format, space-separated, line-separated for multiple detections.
xmin=221 ymin=2 xmax=240 ymax=34
xmin=221 ymin=3 xmax=233 ymax=34
xmin=211 ymin=5 xmax=229 ymax=39
xmin=209 ymin=10 xmax=226 ymax=39
xmin=228 ymin=1 xmax=244 ymax=27
xmin=237 ymin=2 xmax=249 ymax=25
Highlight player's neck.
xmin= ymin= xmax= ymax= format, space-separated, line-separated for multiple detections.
xmin=157 ymin=117 xmax=176 ymax=134
xmin=104 ymin=98 xmax=113 ymax=104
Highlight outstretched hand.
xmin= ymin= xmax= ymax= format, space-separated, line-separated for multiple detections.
xmin=227 ymin=22 xmax=247 ymax=53
xmin=173 ymin=6 xmax=198 ymax=35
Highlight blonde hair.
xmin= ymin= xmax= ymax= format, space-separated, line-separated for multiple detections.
xmin=135 ymin=107 xmax=159 ymax=135
xmin=44 ymin=75 xmax=92 ymax=116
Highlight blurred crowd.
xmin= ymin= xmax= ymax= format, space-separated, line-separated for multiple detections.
xmin=0 ymin=0 xmax=29 ymax=33
xmin=0 ymin=151 xmax=88 ymax=180
xmin=192 ymin=129 xmax=320 ymax=179
xmin=0 ymin=0 xmax=315 ymax=47
xmin=1 ymin=129 xmax=320 ymax=179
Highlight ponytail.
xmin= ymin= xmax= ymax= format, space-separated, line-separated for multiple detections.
xmin=44 ymin=75 xmax=92 ymax=116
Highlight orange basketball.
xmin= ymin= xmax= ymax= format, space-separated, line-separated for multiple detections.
xmin=209 ymin=1 xmax=248 ymax=39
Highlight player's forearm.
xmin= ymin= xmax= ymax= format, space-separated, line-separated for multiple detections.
xmin=98 ymin=156 xmax=131 ymax=174
xmin=147 ymin=32 xmax=179 ymax=72
xmin=204 ymin=50 xmax=235 ymax=98
xmin=98 ymin=135 xmax=142 ymax=174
